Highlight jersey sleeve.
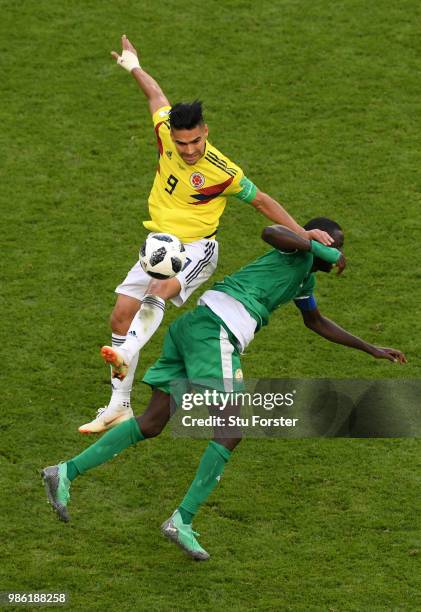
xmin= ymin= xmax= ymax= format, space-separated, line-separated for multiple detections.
xmin=152 ymin=106 xmax=172 ymax=155
xmin=294 ymin=294 xmax=317 ymax=312
xmin=233 ymin=176 xmax=258 ymax=203
xmin=294 ymin=274 xmax=317 ymax=311
xmin=152 ymin=105 xmax=171 ymax=127
xmin=220 ymin=161 xmax=245 ymax=196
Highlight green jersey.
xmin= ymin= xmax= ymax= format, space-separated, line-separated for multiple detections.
xmin=211 ymin=249 xmax=316 ymax=329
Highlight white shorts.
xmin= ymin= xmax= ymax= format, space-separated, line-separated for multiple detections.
xmin=115 ymin=238 xmax=219 ymax=307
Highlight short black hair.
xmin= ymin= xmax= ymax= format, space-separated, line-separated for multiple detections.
xmin=169 ymin=100 xmax=204 ymax=130
xmin=304 ymin=217 xmax=342 ymax=235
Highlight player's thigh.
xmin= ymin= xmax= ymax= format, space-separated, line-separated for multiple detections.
xmin=170 ymin=239 xmax=219 ymax=307
xmin=112 ymin=260 xmax=155 ymax=332
xmin=142 ymin=322 xmax=188 ymax=399
xmin=180 ymin=307 xmax=243 ymax=391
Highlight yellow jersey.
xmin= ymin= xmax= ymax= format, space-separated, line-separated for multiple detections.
xmin=143 ymin=106 xmax=245 ymax=243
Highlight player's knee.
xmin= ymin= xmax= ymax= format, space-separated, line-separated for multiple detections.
xmin=146 ymin=279 xmax=163 ymax=297
xmin=146 ymin=278 xmax=180 ymax=301
xmin=214 ymin=436 xmax=242 ymax=452
xmin=136 ymin=414 xmax=164 ymax=439
xmin=229 ymin=436 xmax=242 ymax=450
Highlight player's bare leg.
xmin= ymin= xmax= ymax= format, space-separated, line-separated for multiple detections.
xmin=136 ymin=389 xmax=172 ymax=437
xmin=111 ymin=294 xmax=141 ymax=335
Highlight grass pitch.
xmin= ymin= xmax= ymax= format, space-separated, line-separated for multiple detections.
xmin=1 ymin=0 xmax=421 ymax=610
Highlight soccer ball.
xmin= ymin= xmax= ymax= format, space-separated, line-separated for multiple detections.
xmin=139 ymin=233 xmax=186 ymax=279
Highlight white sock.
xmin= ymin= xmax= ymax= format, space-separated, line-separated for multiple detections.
xmin=107 ymin=333 xmax=131 ymax=409
xmin=109 ymin=333 xmax=126 ymax=393
xmin=118 ymin=295 xmax=165 ymax=363
xmin=108 ymin=351 xmax=139 ymax=410
xmin=106 ymin=297 xmax=165 ymax=411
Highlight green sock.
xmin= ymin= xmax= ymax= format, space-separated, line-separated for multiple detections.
xmin=67 ymin=418 xmax=144 ymax=478
xmin=179 ymin=441 xmax=231 ymax=524
xmin=66 ymin=459 xmax=79 ymax=481
xmin=178 ymin=506 xmax=194 ymax=525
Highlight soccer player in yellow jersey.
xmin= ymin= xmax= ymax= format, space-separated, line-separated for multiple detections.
xmin=79 ymin=35 xmax=333 ymax=434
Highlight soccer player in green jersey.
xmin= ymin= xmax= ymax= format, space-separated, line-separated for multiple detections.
xmin=42 ymin=219 xmax=406 ymax=560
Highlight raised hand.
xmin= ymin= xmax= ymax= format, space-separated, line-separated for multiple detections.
xmin=111 ymin=35 xmax=140 ymax=72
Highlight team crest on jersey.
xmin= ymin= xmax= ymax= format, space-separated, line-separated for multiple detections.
xmin=166 ymin=150 xmax=172 ymax=159
xmin=190 ymin=172 xmax=205 ymax=189
xmin=234 ymin=368 xmax=243 ymax=381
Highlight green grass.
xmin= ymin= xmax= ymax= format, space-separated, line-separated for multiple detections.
xmin=1 ymin=0 xmax=421 ymax=609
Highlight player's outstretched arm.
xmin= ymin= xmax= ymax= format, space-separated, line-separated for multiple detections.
xmin=261 ymin=225 xmax=345 ymax=272
xmin=252 ymin=191 xmax=333 ymax=246
xmin=262 ymin=225 xmax=311 ymax=251
xmin=301 ymin=308 xmax=407 ymax=363
xmin=111 ymin=35 xmax=170 ymax=115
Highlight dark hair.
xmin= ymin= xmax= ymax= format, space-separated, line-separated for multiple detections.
xmin=304 ymin=217 xmax=342 ymax=234
xmin=169 ymin=100 xmax=204 ymax=130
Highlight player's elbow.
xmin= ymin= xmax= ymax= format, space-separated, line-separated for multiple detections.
xmin=261 ymin=225 xmax=288 ymax=247
xmin=302 ymin=312 xmax=323 ymax=331
xmin=261 ymin=225 xmax=276 ymax=246
xmin=304 ymin=318 xmax=317 ymax=331
xmin=261 ymin=226 xmax=273 ymax=243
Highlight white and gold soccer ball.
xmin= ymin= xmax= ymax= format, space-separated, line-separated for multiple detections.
xmin=139 ymin=233 xmax=186 ymax=279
